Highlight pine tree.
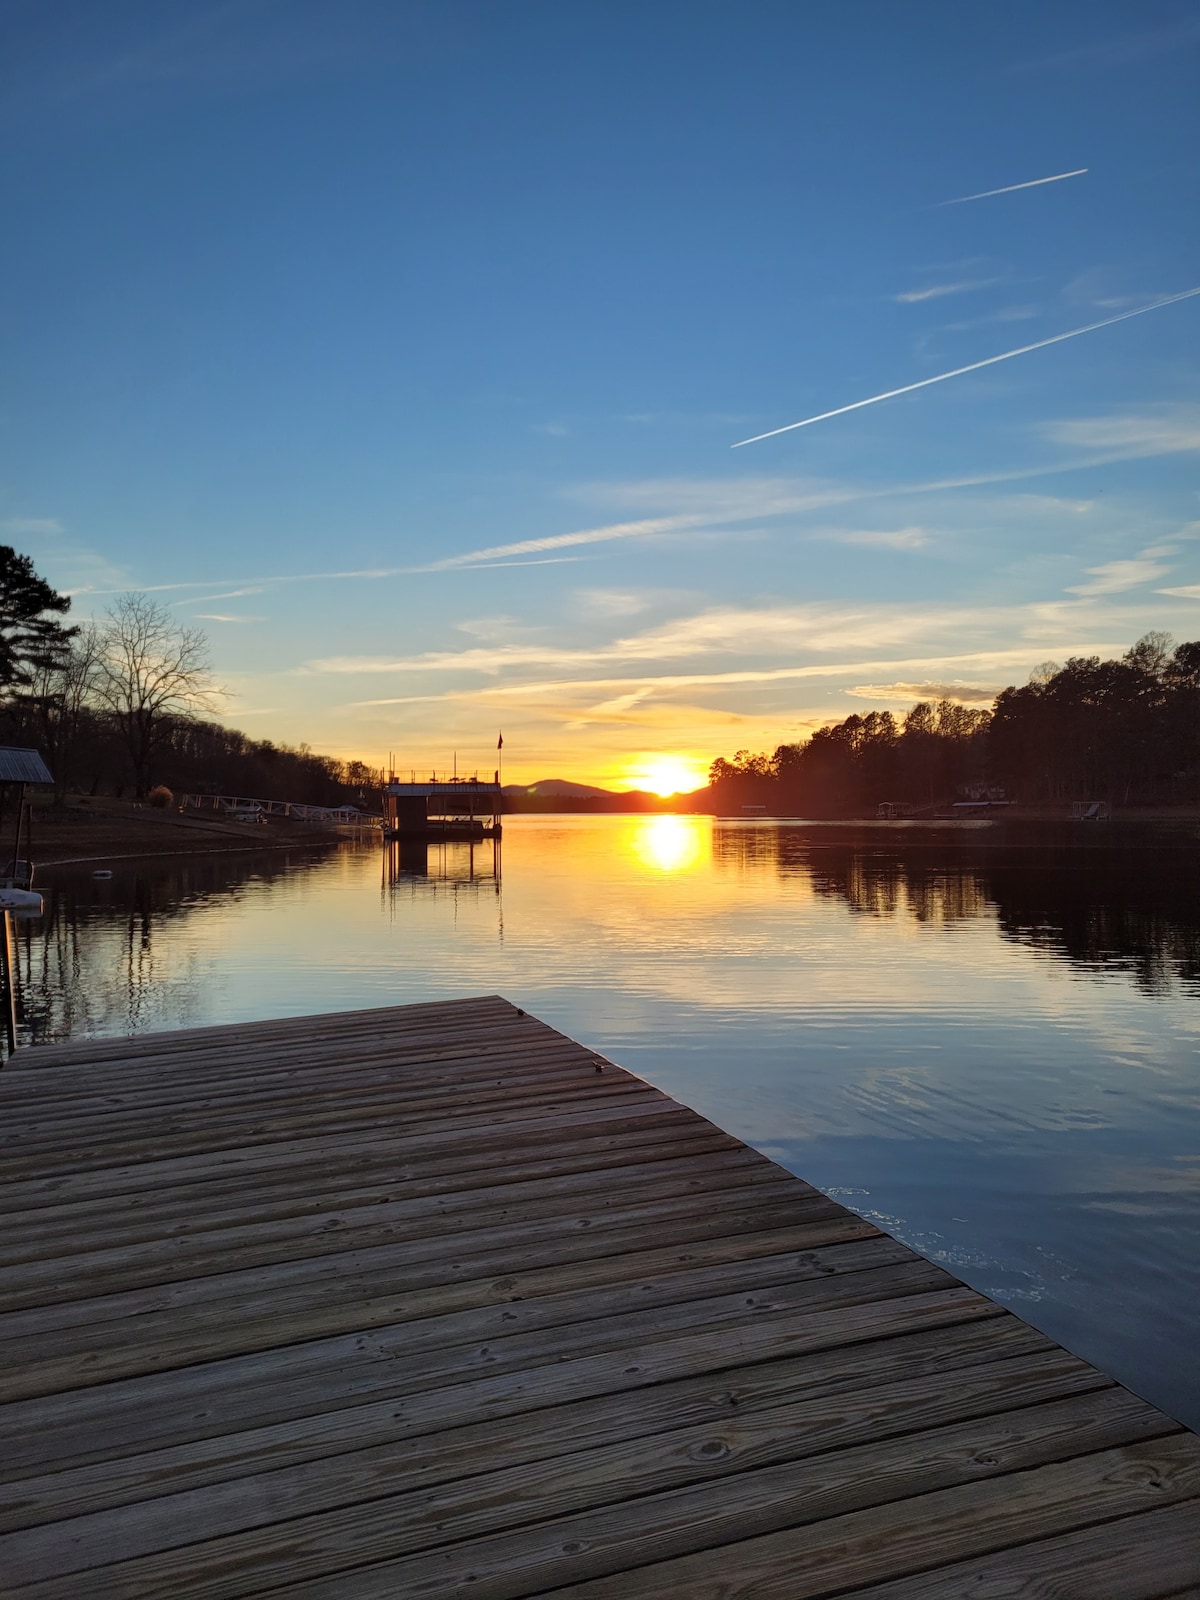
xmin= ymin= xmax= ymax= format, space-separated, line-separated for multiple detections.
xmin=0 ymin=546 xmax=75 ymax=690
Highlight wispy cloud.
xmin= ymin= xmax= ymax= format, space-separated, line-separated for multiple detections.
xmin=893 ymin=279 xmax=1001 ymax=303
xmin=574 ymin=588 xmax=655 ymax=618
xmin=424 ymin=515 xmax=709 ymax=570
xmin=1 ymin=517 xmax=62 ymax=536
xmin=936 ymin=305 xmax=1042 ymax=334
xmin=733 ymin=288 xmax=1200 ymax=447
xmin=1068 ymin=558 xmax=1172 ymax=597
xmin=177 ymin=586 xmax=266 ymax=605
xmin=846 ymin=680 xmax=1002 ymax=703
xmin=820 ymin=526 xmax=930 ymax=550
xmin=1042 ymin=409 xmax=1200 ymax=458
xmin=194 ymin=612 xmax=268 ymax=623
xmin=1024 ymin=22 xmax=1200 ymax=70
xmin=1160 ymin=586 xmax=1200 ymax=600
xmin=937 ymin=169 xmax=1087 ymax=207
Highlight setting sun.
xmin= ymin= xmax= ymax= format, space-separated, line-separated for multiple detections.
xmin=628 ymin=755 xmax=710 ymax=797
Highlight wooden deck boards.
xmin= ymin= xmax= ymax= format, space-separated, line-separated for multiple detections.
xmin=0 ymin=995 xmax=1196 ymax=1598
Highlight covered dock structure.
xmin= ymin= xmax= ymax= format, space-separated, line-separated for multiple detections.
xmin=382 ymin=775 xmax=503 ymax=839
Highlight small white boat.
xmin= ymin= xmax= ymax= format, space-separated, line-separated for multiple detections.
xmin=0 ymin=887 xmax=43 ymax=915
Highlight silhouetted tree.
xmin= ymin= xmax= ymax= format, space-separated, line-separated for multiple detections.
xmin=0 ymin=546 xmax=75 ymax=690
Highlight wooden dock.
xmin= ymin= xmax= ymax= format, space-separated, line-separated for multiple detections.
xmin=1 ymin=995 xmax=1198 ymax=1598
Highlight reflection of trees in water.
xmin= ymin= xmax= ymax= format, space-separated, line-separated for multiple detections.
xmin=14 ymin=849 xmax=334 ymax=1046
xmin=987 ymin=858 xmax=1200 ymax=997
xmin=713 ymin=825 xmax=1200 ymax=995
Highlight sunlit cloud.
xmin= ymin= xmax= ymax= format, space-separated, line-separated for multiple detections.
xmin=846 ymin=680 xmax=1002 ymax=704
xmin=349 ymin=643 xmax=1131 ymax=705
xmin=588 ymin=688 xmax=655 ymax=715
xmin=194 ymin=612 xmax=268 ymax=623
xmin=1159 ymin=586 xmax=1200 ymax=601
xmin=937 ymin=169 xmax=1087 ymax=207
xmin=733 ymin=288 xmax=1200 ymax=447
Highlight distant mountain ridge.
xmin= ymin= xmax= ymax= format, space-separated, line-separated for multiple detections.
xmin=504 ymin=779 xmax=615 ymax=798
xmin=501 ymin=777 xmax=707 ymax=813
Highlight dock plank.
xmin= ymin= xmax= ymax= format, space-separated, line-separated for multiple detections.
xmin=0 ymin=995 xmax=1195 ymax=1596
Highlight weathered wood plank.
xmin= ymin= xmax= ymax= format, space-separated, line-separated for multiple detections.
xmin=0 ymin=1317 xmax=1043 ymax=1535
xmin=0 ymin=1093 xmax=704 ymax=1196
xmin=529 ymin=1438 xmax=1200 ymax=1600
xmin=0 ymin=1355 xmax=1117 ymax=1592
xmin=832 ymin=1498 xmax=1200 ymax=1597
xmin=0 ymin=1114 xmax=732 ymax=1214
xmin=0 ymin=1145 xmax=797 ymax=1272
xmin=6 ymin=994 xmax=516 ymax=1069
xmin=0 ymin=1289 xmax=999 ymax=1483
xmin=0 ymin=1264 xmax=961 ymax=1470
xmin=0 ymin=1078 xmax=669 ymax=1179
xmin=0 ymin=1175 xmax=816 ymax=1313
xmin=0 ymin=1133 xmax=753 ymax=1241
xmin=0 ymin=1205 xmax=866 ymax=1342
xmin=0 ymin=1029 xmax=630 ymax=1129
xmin=184 ymin=1411 xmax=1196 ymax=1600
xmin=1 ymin=1229 xmax=899 ymax=1397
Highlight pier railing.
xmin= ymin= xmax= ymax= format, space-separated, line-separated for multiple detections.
xmin=178 ymin=794 xmax=382 ymax=826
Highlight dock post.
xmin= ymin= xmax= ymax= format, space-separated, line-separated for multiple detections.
xmin=1 ymin=909 xmax=16 ymax=1058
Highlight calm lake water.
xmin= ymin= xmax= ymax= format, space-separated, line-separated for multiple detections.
xmin=10 ymin=814 xmax=1200 ymax=1429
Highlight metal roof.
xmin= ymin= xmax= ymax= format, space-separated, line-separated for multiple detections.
xmin=0 ymin=747 xmax=54 ymax=784
xmin=386 ymin=781 xmax=501 ymax=796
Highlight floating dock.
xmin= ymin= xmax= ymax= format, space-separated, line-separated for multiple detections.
xmin=0 ymin=997 xmax=1198 ymax=1597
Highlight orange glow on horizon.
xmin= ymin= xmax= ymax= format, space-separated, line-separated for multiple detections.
xmin=624 ymin=754 xmax=710 ymax=797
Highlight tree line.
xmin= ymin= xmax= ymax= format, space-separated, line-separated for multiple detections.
xmin=708 ymin=633 xmax=1200 ymax=815
xmin=0 ymin=546 xmax=381 ymax=807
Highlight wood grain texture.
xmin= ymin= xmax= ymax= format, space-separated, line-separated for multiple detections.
xmin=1 ymin=995 xmax=1195 ymax=1598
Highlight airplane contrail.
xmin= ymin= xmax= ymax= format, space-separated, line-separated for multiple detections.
xmin=939 ymin=167 xmax=1088 ymax=205
xmin=731 ymin=287 xmax=1200 ymax=449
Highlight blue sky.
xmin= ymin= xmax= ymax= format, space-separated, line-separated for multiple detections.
xmin=2 ymin=0 xmax=1198 ymax=785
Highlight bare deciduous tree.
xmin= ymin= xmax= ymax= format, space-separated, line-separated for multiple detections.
xmin=94 ymin=595 xmax=222 ymax=796
xmin=16 ymin=623 xmax=103 ymax=803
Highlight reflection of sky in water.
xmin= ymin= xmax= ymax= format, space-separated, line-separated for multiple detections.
xmin=14 ymin=815 xmax=1200 ymax=1429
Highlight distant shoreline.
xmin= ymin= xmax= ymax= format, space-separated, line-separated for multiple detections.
xmin=21 ymin=799 xmax=350 ymax=869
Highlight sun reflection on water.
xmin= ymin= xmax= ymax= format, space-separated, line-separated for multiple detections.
xmin=628 ymin=815 xmax=706 ymax=875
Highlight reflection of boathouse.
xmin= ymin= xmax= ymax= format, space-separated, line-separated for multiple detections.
xmin=381 ymin=776 xmax=503 ymax=840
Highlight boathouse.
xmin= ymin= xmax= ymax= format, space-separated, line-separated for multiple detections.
xmin=382 ymin=773 xmax=503 ymax=839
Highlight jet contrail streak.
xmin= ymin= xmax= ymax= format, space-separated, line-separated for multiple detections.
xmin=731 ymin=287 xmax=1200 ymax=449
xmin=939 ymin=167 xmax=1088 ymax=205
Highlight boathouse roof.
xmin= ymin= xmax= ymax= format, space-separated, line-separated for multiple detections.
xmin=0 ymin=747 xmax=53 ymax=784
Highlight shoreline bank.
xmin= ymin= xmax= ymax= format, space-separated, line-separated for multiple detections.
xmin=12 ymin=799 xmax=354 ymax=868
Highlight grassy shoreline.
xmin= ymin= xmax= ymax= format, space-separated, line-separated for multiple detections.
xmin=15 ymin=798 xmax=350 ymax=868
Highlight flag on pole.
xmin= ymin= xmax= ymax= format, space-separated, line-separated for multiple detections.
xmin=497 ymin=732 xmax=503 ymax=750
